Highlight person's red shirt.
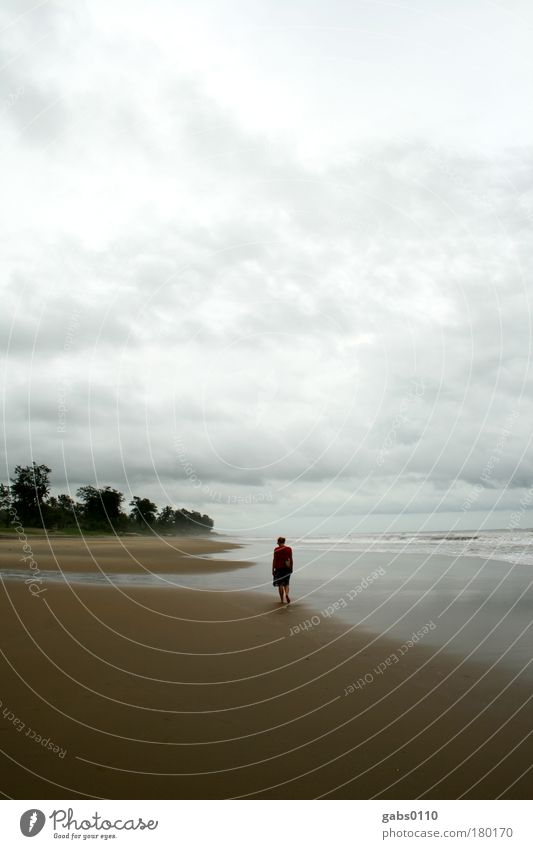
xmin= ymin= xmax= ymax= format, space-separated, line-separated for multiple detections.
xmin=273 ymin=545 xmax=293 ymax=572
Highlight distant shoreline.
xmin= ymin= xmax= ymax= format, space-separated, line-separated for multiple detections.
xmin=0 ymin=528 xmax=218 ymax=539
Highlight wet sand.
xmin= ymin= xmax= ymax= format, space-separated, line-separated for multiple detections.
xmin=0 ymin=535 xmax=531 ymax=799
xmin=0 ymin=533 xmax=246 ymax=574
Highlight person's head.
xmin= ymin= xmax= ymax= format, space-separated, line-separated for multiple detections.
xmin=277 ymin=536 xmax=286 ymax=546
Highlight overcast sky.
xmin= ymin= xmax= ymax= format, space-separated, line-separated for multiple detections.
xmin=1 ymin=0 xmax=533 ymax=535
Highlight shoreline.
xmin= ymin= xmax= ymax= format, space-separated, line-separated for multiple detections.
xmin=0 ymin=535 xmax=531 ymax=799
xmin=0 ymin=534 xmax=247 ymax=577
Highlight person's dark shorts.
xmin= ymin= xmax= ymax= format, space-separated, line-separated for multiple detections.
xmin=273 ymin=567 xmax=292 ymax=587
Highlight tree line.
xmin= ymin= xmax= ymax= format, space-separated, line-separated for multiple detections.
xmin=0 ymin=462 xmax=214 ymax=534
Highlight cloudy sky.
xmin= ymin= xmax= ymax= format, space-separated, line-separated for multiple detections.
xmin=1 ymin=0 xmax=533 ymax=535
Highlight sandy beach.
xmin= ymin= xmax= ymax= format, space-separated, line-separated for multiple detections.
xmin=0 ymin=533 xmax=246 ymax=575
xmin=0 ymin=534 xmax=531 ymax=799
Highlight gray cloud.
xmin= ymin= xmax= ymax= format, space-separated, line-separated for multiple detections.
xmin=1 ymin=1 xmax=532 ymax=533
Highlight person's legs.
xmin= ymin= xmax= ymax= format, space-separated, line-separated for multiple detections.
xmin=284 ymin=580 xmax=291 ymax=604
xmin=278 ymin=584 xmax=284 ymax=602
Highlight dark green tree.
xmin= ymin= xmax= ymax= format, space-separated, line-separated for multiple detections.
xmin=172 ymin=508 xmax=213 ymax=534
xmin=10 ymin=462 xmax=51 ymax=525
xmin=129 ymin=496 xmax=158 ymax=527
xmin=173 ymin=508 xmax=190 ymax=532
xmin=43 ymin=493 xmax=79 ymax=529
xmin=0 ymin=483 xmax=11 ymax=526
xmin=57 ymin=493 xmax=77 ymax=515
xmin=156 ymin=505 xmax=175 ymax=530
xmin=77 ymin=485 xmax=124 ymax=528
xmin=1 ymin=462 xmax=214 ymax=535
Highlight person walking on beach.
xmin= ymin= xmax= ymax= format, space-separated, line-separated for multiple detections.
xmin=273 ymin=537 xmax=293 ymax=604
